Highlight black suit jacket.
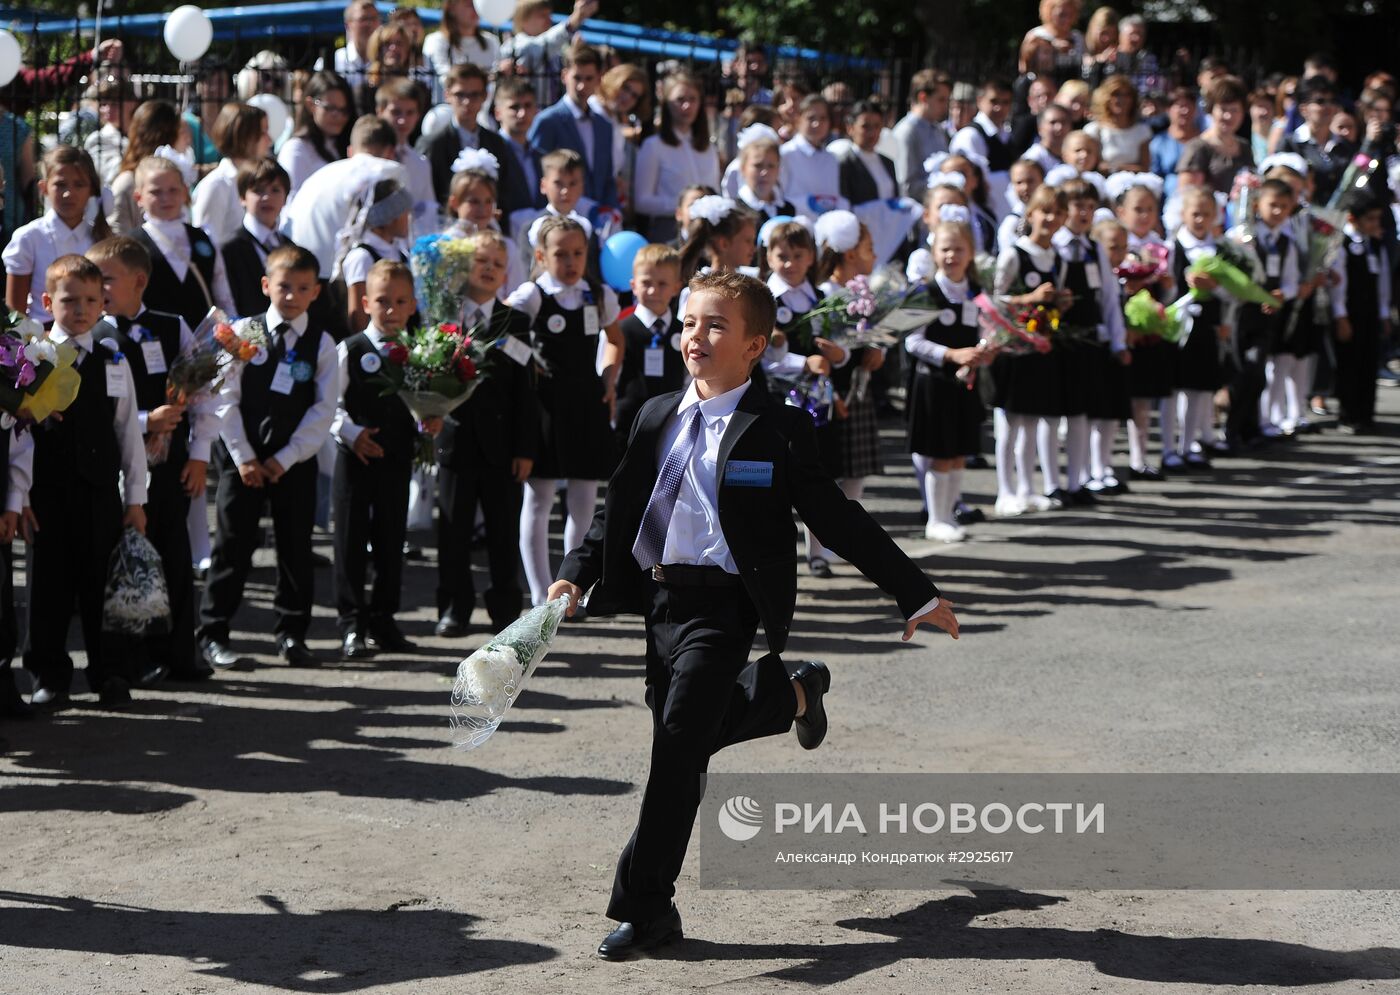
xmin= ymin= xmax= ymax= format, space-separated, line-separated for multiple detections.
xmin=433 ymin=305 xmax=539 ymax=471
xmin=838 ymin=148 xmax=899 ymax=206
xmin=559 ymin=384 xmax=939 ymax=654
xmin=417 ymin=122 xmax=531 ymax=220
xmin=221 ymin=227 xmax=280 ymax=319
xmin=613 ymin=306 xmax=685 ymax=439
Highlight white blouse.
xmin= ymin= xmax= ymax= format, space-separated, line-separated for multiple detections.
xmin=2 ymin=211 xmax=98 ymax=323
xmin=631 ymin=132 xmax=721 ymax=219
xmin=191 ymin=157 xmax=245 ymax=248
xmin=278 ymin=137 xmax=334 ymax=203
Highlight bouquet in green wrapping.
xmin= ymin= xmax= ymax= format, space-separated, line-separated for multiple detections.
xmin=1124 ymin=290 xmax=1190 ymax=344
xmin=1182 ymin=251 xmax=1278 ymax=308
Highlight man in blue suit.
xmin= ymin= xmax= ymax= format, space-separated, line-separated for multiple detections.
xmin=526 ymin=43 xmax=619 ymax=210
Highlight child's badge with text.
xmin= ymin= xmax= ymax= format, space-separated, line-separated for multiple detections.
xmin=644 ymin=345 xmax=665 ymax=377
xmin=270 ymin=360 xmax=296 ymax=395
xmin=500 ymin=335 xmax=532 ymax=365
xmin=1085 ymin=262 xmax=1101 ymax=289
xmin=105 ymin=360 xmax=127 ymax=398
xmin=583 ymin=306 xmax=600 ymax=336
xmin=1265 ymin=253 xmax=1281 ymax=279
xmin=360 ymin=351 xmax=382 ymax=374
xmin=140 ymin=339 xmax=167 ymax=374
xmin=724 ymin=460 xmax=774 ymax=488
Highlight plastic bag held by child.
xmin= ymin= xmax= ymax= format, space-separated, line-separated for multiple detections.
xmin=102 ymin=527 xmax=172 ymax=635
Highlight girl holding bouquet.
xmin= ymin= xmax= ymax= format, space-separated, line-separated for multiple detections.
xmin=991 ymin=184 xmax=1070 ymax=516
xmin=904 ymin=209 xmax=988 ymax=543
xmin=506 ymin=216 xmax=624 ymax=607
xmin=1112 ymin=173 xmax=1173 ymax=479
xmin=1165 ymin=186 xmax=1230 ymax=468
xmin=806 ymin=211 xmax=883 ymax=577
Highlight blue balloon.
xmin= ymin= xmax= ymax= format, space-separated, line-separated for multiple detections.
xmin=600 ymin=231 xmax=649 ymax=292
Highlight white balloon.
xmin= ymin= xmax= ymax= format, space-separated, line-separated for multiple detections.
xmin=164 ymin=5 xmax=213 ymax=63
xmin=247 ymin=93 xmax=288 ymax=143
xmin=474 ymin=0 xmax=517 ymax=27
xmin=0 ymin=31 xmax=21 ymax=89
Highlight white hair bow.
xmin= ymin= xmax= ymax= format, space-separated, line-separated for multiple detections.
xmin=688 ymin=195 xmax=737 ymax=226
xmin=452 ymin=148 xmax=501 ymax=179
xmin=938 ymin=204 xmax=971 ymax=225
xmin=737 ymin=124 xmax=781 ymax=150
xmin=1104 ymin=171 xmax=1164 ymax=203
xmin=922 ymin=151 xmax=950 ymax=179
xmin=926 ymin=172 xmax=967 ymax=191
xmin=1258 ymin=152 xmax=1309 ymax=178
xmin=814 ymin=209 xmax=861 ymax=254
xmin=153 ymin=145 xmax=197 ymax=189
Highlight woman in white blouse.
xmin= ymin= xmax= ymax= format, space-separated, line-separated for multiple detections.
xmin=277 ymin=72 xmax=355 ymax=202
xmin=632 ymin=72 xmax=720 ymax=242
xmin=422 ymin=0 xmax=502 ymax=80
xmin=191 ymin=102 xmax=273 ymax=248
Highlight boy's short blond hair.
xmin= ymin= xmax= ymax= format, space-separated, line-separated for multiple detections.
xmin=45 ymin=253 xmax=103 ymax=293
xmin=366 ymin=258 xmax=414 ymax=291
xmin=265 ymin=244 xmax=320 ymax=278
xmin=462 ymin=228 xmax=509 ymax=258
xmin=86 ymin=236 xmax=152 ymax=276
xmin=634 ymin=244 xmax=682 ymax=275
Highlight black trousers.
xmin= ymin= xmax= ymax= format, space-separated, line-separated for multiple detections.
xmin=332 ymin=450 xmax=411 ymax=632
xmin=198 ymin=453 xmax=316 ymax=643
xmin=22 ymin=480 xmax=131 ymax=692
xmin=144 ymin=464 xmax=197 ymax=672
xmin=1336 ymin=318 xmax=1381 ymax=427
xmin=0 ymin=541 xmax=15 ymax=664
xmin=1228 ymin=326 xmax=1267 ymax=444
xmin=435 ymin=462 xmax=523 ymax=629
xmin=607 ymin=578 xmax=797 ymax=924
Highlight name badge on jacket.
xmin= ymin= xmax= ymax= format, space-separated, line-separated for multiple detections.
xmin=724 ymin=460 xmax=773 ymax=487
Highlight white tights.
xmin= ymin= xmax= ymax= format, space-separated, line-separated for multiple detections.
xmin=807 ymin=477 xmax=865 ymax=562
xmin=1035 ymin=417 xmax=1061 ymax=494
xmin=1090 ymin=418 xmax=1118 ymax=482
xmin=1126 ymin=398 xmax=1154 ymax=471
xmin=520 ymin=478 xmax=600 ymax=605
xmin=1263 ymin=354 xmax=1306 ymax=427
xmin=925 ymin=467 xmax=964 ymax=527
xmin=994 ymin=409 xmax=1037 ymax=502
xmin=911 ymin=454 xmax=934 ymax=513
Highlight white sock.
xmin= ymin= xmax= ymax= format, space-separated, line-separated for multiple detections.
xmin=562 ymin=479 xmax=598 ymax=556
xmin=993 ymin=408 xmax=1016 ymax=501
xmin=188 ymin=490 xmax=211 ymax=566
xmin=520 ymin=478 xmax=557 ymax=606
xmin=1012 ymin=415 xmax=1036 ymax=500
xmin=1159 ymin=394 xmax=1180 ymax=456
xmin=1090 ymin=418 xmax=1116 ymax=481
xmin=1065 ymin=415 xmax=1089 ymax=490
xmin=948 ymin=468 xmax=965 ymax=519
xmin=1284 ymin=356 xmax=1307 ymax=423
xmin=912 ymin=454 xmax=934 ymax=513
xmin=1036 ymin=417 xmax=1061 ymax=493
xmin=930 ymin=470 xmax=952 ymax=525
xmin=1127 ymin=401 xmax=1149 ymax=470
xmin=1184 ymin=391 xmax=1209 ymax=450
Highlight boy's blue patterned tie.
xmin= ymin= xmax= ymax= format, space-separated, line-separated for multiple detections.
xmin=632 ymin=405 xmax=703 ymax=570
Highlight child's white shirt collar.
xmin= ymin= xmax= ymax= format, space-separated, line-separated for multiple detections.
xmin=1176 ymin=228 xmax=1214 ymax=250
xmin=1015 ymin=234 xmax=1058 ymax=268
xmin=934 ymin=271 xmax=971 ymax=301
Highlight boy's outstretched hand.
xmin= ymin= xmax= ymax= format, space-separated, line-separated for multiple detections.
xmin=546 ymin=579 xmax=583 ymax=616
xmin=903 ymin=598 xmax=959 ymax=641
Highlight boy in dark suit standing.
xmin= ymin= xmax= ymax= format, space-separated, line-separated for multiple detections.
xmin=613 ymin=244 xmax=686 ymax=441
xmin=527 ymin=43 xmax=618 ymax=210
xmin=548 ymin=270 xmax=960 ymax=959
xmin=433 ymin=231 xmax=538 ymax=637
xmin=417 ymin=63 xmax=526 ymax=215
xmin=221 ymin=157 xmax=295 ymax=319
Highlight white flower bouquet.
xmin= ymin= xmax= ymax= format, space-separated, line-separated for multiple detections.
xmin=450 ymin=594 xmax=571 ymax=750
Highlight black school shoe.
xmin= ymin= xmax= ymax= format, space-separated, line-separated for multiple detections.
xmin=368 ymin=623 xmax=417 ymax=653
xmin=790 ymin=660 xmax=831 ymax=750
xmin=953 ymin=501 xmax=986 ymax=525
xmin=597 ymin=905 xmax=683 ymax=960
xmin=97 ymin=677 xmax=133 ymax=710
xmin=1129 ymin=465 xmax=1164 ymax=482
xmin=276 ymin=634 xmax=317 ymax=666
xmin=1068 ymin=488 xmax=1097 ymax=506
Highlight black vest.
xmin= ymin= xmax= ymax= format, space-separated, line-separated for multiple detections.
xmin=237 ymin=315 xmax=326 ymax=462
xmin=918 ymin=280 xmax=983 ymax=382
xmin=32 ymin=340 xmax=121 ymax=494
xmin=135 ymin=225 xmax=217 ymax=332
xmin=1344 ymin=237 xmax=1382 ymax=330
xmin=339 ymin=332 xmax=418 ymax=463
xmin=1253 ymin=232 xmax=1291 ymax=293
xmin=977 ymin=119 xmax=1013 ymax=172
xmin=1013 ymin=245 xmax=1062 ymax=294
xmin=1061 ymin=237 xmax=1103 ymax=331
xmin=98 ymin=309 xmax=188 ymax=468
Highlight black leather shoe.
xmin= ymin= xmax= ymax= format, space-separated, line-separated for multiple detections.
xmin=167 ymin=662 xmax=215 ymax=682
xmin=342 ymin=631 xmax=374 ymax=660
xmin=808 ymin=557 xmax=833 ymax=579
xmin=434 ymin=616 xmax=466 ymax=638
xmin=1045 ymin=488 xmax=1071 ymax=509
xmin=1129 ymin=465 xmax=1164 ymax=482
xmin=1 ymin=673 xmax=34 ymax=718
xmin=791 ymin=660 xmax=831 ymax=750
xmin=98 ymin=677 xmax=133 ymax=709
xmin=954 ymin=502 xmax=986 ymax=525
xmin=29 ymin=685 xmax=71 ymax=711
xmin=1068 ymin=488 xmax=1097 ymax=506
xmin=201 ymin=640 xmax=244 ymax=671
xmin=137 ymin=662 xmax=169 ymax=687
xmin=276 ymin=634 xmax=317 ymax=666
xmin=368 ymin=624 xmax=416 ymax=652
xmin=597 ymin=905 xmax=683 ymax=960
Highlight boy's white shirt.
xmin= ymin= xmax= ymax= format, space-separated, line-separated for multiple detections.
xmin=216 ymin=306 xmax=342 ymax=470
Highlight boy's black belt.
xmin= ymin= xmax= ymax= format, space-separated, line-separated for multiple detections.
xmin=651 ymin=563 xmax=743 ymax=588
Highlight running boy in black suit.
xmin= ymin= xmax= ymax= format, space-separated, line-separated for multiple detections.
xmin=548 ymin=270 xmax=960 ymax=959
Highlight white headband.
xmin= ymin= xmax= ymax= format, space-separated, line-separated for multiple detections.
xmin=736 ymin=123 xmax=781 ymax=151
xmin=1105 ymin=170 xmax=1164 ymax=203
xmin=757 ymin=213 xmax=811 ymax=247
xmin=452 ymin=147 xmax=501 ymax=180
xmin=938 ymin=204 xmax=971 ymax=225
xmin=1258 ymin=152 xmax=1309 ymax=178
xmin=814 ymin=209 xmax=861 ymax=254
xmin=688 ymin=195 xmax=737 ymax=226
xmin=927 ymin=172 xmax=967 ymax=191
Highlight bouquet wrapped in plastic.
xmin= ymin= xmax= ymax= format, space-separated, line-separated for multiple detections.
xmin=102 ymin=527 xmax=171 ymax=635
xmin=1124 ymin=289 xmax=1191 ymax=344
xmin=450 ymin=594 xmax=571 ymax=750
xmin=1113 ymin=241 xmax=1170 ymax=281
xmin=767 ymin=370 xmax=836 ymax=426
xmin=1184 ymin=252 xmax=1278 ymax=308
xmin=0 ymin=311 xmax=81 ymax=425
xmin=954 ymin=292 xmax=1052 ymax=389
xmin=146 ymin=307 xmax=260 ymax=465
